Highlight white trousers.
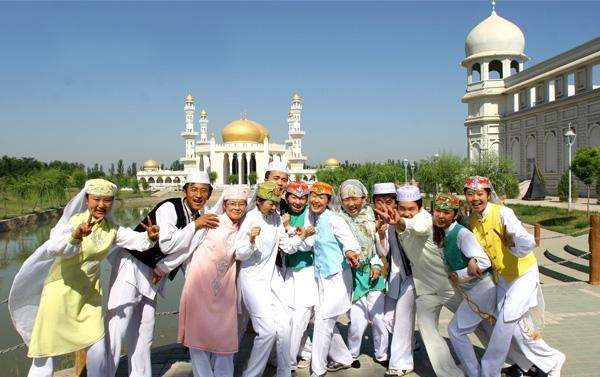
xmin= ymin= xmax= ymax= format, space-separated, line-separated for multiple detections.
xmin=480 ymin=269 xmax=563 ymax=377
xmin=348 ymin=290 xmax=388 ymax=362
xmin=28 ymin=337 xmax=108 ymax=377
xmin=289 ymin=305 xmax=313 ymax=369
xmin=311 ymin=315 xmax=354 ymax=376
xmin=415 ymin=289 xmax=465 ymax=377
xmin=189 ymin=349 xmax=234 ymax=377
xmin=388 ymin=277 xmax=416 ymax=371
xmin=242 ymin=298 xmax=292 ymax=377
xmin=107 ymin=281 xmax=156 ymax=377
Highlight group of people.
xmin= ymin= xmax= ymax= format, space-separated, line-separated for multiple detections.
xmin=8 ymin=161 xmax=567 ymax=377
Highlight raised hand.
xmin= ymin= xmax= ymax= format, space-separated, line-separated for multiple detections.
xmin=494 ymin=225 xmax=515 ymax=248
xmin=249 ymin=226 xmax=261 ymax=244
xmin=448 ymin=272 xmax=459 ymax=285
xmin=370 ymin=267 xmax=380 ymax=282
xmin=72 ymin=212 xmax=100 ymax=240
xmin=195 ymin=213 xmax=220 ymax=230
xmin=281 ymin=213 xmax=291 ymax=226
xmin=151 ymin=268 xmax=165 ymax=286
xmin=345 ymin=250 xmax=360 ymax=269
xmin=467 ymin=258 xmax=482 ymax=278
xmin=140 ymin=217 xmax=160 ymax=241
xmin=304 ymin=225 xmax=316 ymax=238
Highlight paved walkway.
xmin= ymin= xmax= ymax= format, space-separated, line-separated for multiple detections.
xmin=505 ymin=196 xmax=600 ymax=212
xmin=105 ymin=282 xmax=600 ymax=377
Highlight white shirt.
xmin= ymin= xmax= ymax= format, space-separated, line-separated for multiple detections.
xmin=443 ymin=221 xmax=491 ymax=280
xmin=478 ymin=204 xmax=536 ymax=258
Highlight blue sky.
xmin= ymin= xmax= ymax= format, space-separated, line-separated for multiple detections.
xmin=0 ymin=1 xmax=598 ymax=169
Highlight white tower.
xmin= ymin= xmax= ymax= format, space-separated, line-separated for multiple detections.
xmin=181 ymin=92 xmax=199 ymax=172
xmin=461 ymin=2 xmax=528 ymax=161
xmin=285 ymin=92 xmax=307 ymax=173
xmin=199 ymin=109 xmax=209 ymax=144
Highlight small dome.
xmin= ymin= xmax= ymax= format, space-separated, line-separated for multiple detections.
xmin=185 ymin=92 xmax=194 ymax=103
xmin=465 ymin=11 xmax=525 ymax=58
xmin=200 ymin=109 xmax=208 ymax=116
xmin=143 ymin=160 xmax=160 ymax=170
xmin=292 ymin=93 xmax=302 ymax=101
xmin=222 ymin=118 xmax=269 ymax=144
xmin=324 ymin=158 xmax=340 ymax=168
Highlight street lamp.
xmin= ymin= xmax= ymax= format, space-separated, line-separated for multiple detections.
xmin=564 ymin=126 xmax=576 ymax=211
xmin=403 ymin=158 xmax=409 ymax=184
xmin=410 ymin=161 xmax=416 ymax=181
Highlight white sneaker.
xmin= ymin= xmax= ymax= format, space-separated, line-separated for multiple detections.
xmin=547 ymin=352 xmax=566 ymax=377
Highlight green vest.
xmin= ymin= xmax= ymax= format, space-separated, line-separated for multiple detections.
xmin=284 ymin=206 xmax=314 ymax=270
xmin=443 ymin=223 xmax=470 ymax=272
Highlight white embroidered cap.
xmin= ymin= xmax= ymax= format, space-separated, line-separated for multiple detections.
xmin=266 ymin=161 xmax=290 ymax=174
xmin=185 ymin=170 xmax=211 ymax=185
xmin=396 ymin=185 xmax=421 ymax=202
xmin=373 ymin=182 xmax=396 ymax=195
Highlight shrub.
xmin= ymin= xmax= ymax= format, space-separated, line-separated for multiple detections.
xmin=557 ymin=171 xmax=578 ymax=202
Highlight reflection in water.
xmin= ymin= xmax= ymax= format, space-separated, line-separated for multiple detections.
xmin=0 ymin=204 xmax=186 ymax=377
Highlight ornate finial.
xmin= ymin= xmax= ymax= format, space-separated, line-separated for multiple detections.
xmin=241 ymin=110 xmax=248 ymax=120
xmin=491 ymin=0 xmax=496 ymax=13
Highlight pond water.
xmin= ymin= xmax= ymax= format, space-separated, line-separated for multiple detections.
xmin=0 ymin=203 xmax=185 ymax=376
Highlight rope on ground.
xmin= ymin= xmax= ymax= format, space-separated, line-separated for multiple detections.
xmin=0 ymin=342 xmax=25 ymax=355
xmin=539 ymin=250 xmax=591 ymax=268
xmin=155 ymin=310 xmax=179 ymax=316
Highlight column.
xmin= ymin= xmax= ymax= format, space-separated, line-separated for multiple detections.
xmin=238 ymin=156 xmax=242 ymax=184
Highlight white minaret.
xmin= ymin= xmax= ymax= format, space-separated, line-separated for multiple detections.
xmin=199 ymin=109 xmax=209 ymax=144
xmin=461 ymin=3 xmax=528 ymax=162
xmin=181 ymin=92 xmax=199 ymax=172
xmin=285 ymin=92 xmax=307 ymax=172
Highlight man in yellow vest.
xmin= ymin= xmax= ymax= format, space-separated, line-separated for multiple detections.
xmin=464 ymin=176 xmax=565 ymax=377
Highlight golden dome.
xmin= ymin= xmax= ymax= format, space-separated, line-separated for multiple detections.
xmin=200 ymin=109 xmax=207 ymax=116
xmin=143 ymin=159 xmax=160 ymax=170
xmin=324 ymin=158 xmax=340 ymax=168
xmin=185 ymin=92 xmax=194 ymax=102
xmin=292 ymin=93 xmax=302 ymax=101
xmin=222 ymin=118 xmax=269 ymax=143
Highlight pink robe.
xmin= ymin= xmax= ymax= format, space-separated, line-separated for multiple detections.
xmin=178 ymin=213 xmax=240 ymax=354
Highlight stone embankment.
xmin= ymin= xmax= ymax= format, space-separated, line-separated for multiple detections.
xmin=0 ymin=208 xmax=63 ymax=232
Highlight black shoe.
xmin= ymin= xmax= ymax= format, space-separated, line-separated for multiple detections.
xmin=326 ymin=361 xmax=351 ymax=372
xmin=351 ymin=360 xmax=361 ymax=368
xmin=373 ymin=359 xmax=388 ymax=368
xmin=502 ymin=364 xmax=524 ymax=377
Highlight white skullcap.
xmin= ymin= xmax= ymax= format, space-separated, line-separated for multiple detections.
xmin=223 ymin=185 xmax=249 ymax=201
xmin=373 ymin=182 xmax=396 ymax=196
xmin=185 ymin=170 xmax=211 ymax=185
xmin=266 ymin=161 xmax=290 ymax=174
xmin=396 ymin=185 xmax=421 ymax=202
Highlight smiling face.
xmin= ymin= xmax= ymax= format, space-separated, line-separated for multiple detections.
xmin=257 ymin=198 xmax=279 ymax=216
xmin=266 ymin=170 xmax=289 ymax=194
xmin=183 ymin=183 xmax=212 ymax=212
xmin=341 ymin=196 xmax=365 ymax=217
xmin=433 ymin=208 xmax=458 ymax=229
xmin=85 ymin=195 xmax=114 ymax=220
xmin=464 ymin=188 xmax=489 ymax=214
xmin=309 ymin=192 xmax=330 ymax=215
xmin=373 ymin=194 xmax=397 ymax=213
xmin=224 ymin=199 xmax=247 ymax=223
xmin=397 ymin=200 xmax=420 ymax=219
xmin=286 ymin=193 xmax=308 ymax=213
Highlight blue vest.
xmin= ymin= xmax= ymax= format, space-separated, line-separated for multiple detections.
xmin=313 ymin=209 xmax=348 ymax=277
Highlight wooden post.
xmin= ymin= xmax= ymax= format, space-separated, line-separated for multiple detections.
xmin=589 ymin=215 xmax=600 ymax=285
xmin=75 ymin=349 xmax=87 ymax=376
xmin=534 ymin=223 xmax=541 ymax=247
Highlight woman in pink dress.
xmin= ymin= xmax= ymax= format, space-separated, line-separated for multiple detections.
xmin=178 ymin=185 xmax=249 ymax=377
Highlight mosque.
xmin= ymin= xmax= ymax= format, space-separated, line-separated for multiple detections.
xmin=462 ymin=3 xmax=600 ymax=193
xmin=137 ymin=93 xmax=316 ymax=190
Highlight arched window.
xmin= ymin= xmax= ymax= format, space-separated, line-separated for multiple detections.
xmin=174 ymin=177 xmax=181 ymax=183
xmin=139 ymin=178 xmax=147 ymax=184
xmin=526 ymin=135 xmax=536 ymax=175
xmin=510 ymin=60 xmax=520 ymax=75
xmin=590 ymin=124 xmax=600 ymax=146
xmin=471 ymin=63 xmax=481 ymax=82
xmin=471 ymin=142 xmax=482 ymax=161
xmin=511 ymin=138 xmax=521 ymax=175
xmin=544 ymin=132 xmax=558 ymax=173
xmin=148 ymin=177 xmax=155 ymax=184
xmin=489 ymin=60 xmax=503 ymax=79
xmin=165 ymin=177 xmax=172 ymax=183
xmin=156 ymin=177 xmax=164 ymax=184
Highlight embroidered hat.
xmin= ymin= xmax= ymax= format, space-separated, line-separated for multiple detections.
xmin=85 ymin=179 xmax=117 ymax=197
xmin=464 ymin=176 xmax=491 ymax=191
xmin=266 ymin=161 xmax=290 ymax=175
xmin=434 ymin=193 xmax=461 ymax=211
xmin=223 ymin=185 xmax=249 ymax=201
xmin=396 ymin=185 xmax=421 ymax=202
xmin=256 ymin=181 xmax=281 ymax=202
xmin=286 ymin=181 xmax=309 ymax=197
xmin=373 ymin=182 xmax=396 ymax=196
xmin=310 ymin=182 xmax=334 ymax=196
xmin=340 ymin=179 xmax=368 ymax=199
xmin=185 ymin=170 xmax=211 ymax=185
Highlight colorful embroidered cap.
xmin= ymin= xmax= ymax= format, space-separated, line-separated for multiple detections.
xmin=464 ymin=176 xmax=492 ymax=191
xmin=85 ymin=179 xmax=117 ymax=197
xmin=256 ymin=181 xmax=281 ymax=202
xmin=373 ymin=182 xmax=396 ymax=196
xmin=286 ymin=181 xmax=309 ymax=197
xmin=310 ymin=182 xmax=334 ymax=196
xmin=396 ymin=185 xmax=421 ymax=202
xmin=434 ymin=193 xmax=461 ymax=211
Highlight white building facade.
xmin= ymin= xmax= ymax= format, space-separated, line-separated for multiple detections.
xmin=138 ymin=93 xmax=315 ymax=190
xmin=462 ymin=6 xmax=600 ymax=194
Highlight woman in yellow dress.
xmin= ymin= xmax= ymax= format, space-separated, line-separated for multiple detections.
xmin=9 ymin=178 xmax=159 ymax=377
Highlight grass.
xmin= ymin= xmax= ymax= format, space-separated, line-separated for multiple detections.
xmin=507 ymin=204 xmax=595 ymax=236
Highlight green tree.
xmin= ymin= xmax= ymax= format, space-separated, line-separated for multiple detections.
xmin=117 ymin=159 xmax=125 ymax=176
xmin=170 ymin=160 xmax=184 ymax=171
xmin=468 ymin=153 xmax=519 ymax=198
xmin=248 ymin=172 xmax=258 ymax=185
xmin=109 ymin=163 xmax=116 ymax=176
xmin=557 ymin=170 xmax=578 ymax=202
xmin=415 ymin=152 xmax=468 ymax=195
xmin=571 ymin=146 xmax=600 ymax=214
xmin=227 ymin=174 xmax=238 ymax=185
xmin=208 ymin=171 xmax=218 ymax=185
xmin=8 ymin=178 xmax=31 ymax=214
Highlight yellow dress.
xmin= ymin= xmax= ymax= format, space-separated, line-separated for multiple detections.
xmin=28 ymin=211 xmax=117 ymax=357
